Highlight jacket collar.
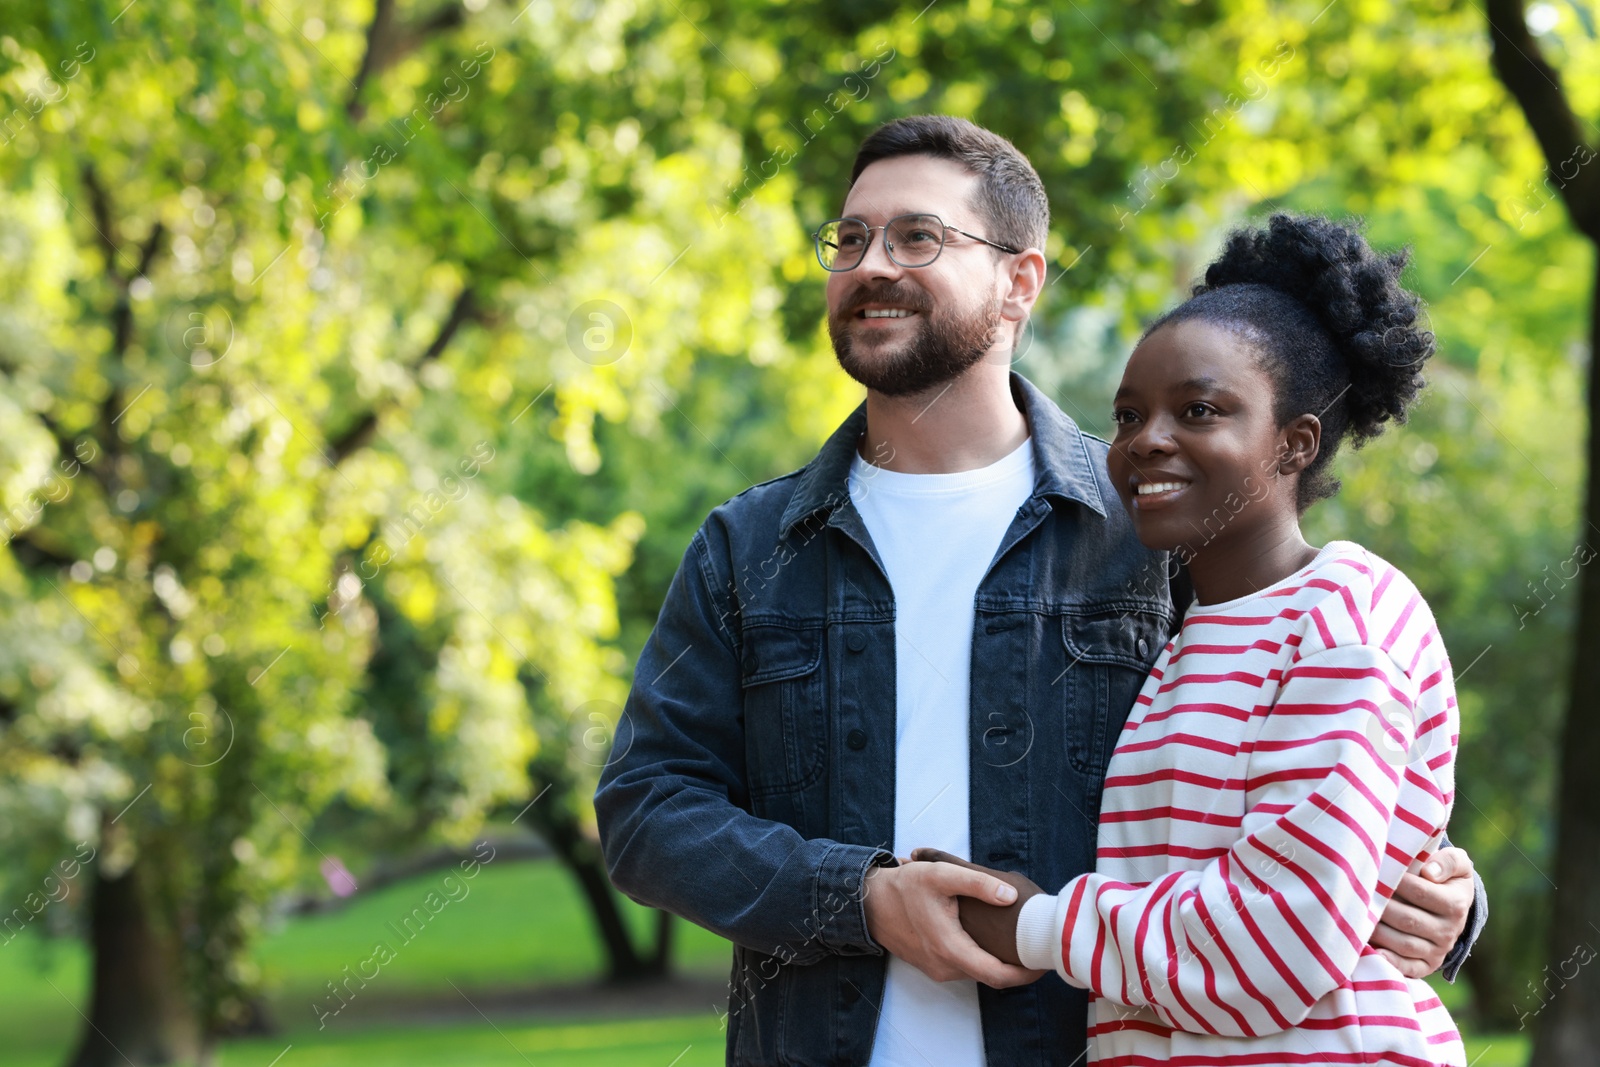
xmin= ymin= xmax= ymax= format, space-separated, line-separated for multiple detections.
xmin=779 ymin=371 xmax=1108 ymax=537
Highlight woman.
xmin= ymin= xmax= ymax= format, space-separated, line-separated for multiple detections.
xmin=920 ymin=213 xmax=1465 ymax=1065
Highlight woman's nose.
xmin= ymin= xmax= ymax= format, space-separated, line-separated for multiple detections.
xmin=1127 ymin=419 xmax=1175 ymax=457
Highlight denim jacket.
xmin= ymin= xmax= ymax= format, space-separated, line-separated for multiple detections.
xmin=594 ymin=371 xmax=1481 ymax=1066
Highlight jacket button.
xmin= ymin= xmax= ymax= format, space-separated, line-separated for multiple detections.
xmin=846 ymin=728 xmax=868 ymax=751
xmin=1137 ymin=638 xmax=1149 ymax=657
xmin=846 ymin=633 xmax=866 ymax=652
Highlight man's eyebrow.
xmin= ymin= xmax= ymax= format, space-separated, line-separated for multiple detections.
xmin=840 ymin=207 xmax=932 ymax=221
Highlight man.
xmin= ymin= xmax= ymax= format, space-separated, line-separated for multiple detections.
xmin=594 ymin=114 xmax=1483 ymax=1066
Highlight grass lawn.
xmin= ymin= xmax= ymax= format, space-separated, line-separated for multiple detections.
xmin=0 ymin=858 xmax=733 ymax=1066
xmin=0 ymin=857 xmax=1530 ymax=1065
xmin=217 ymin=1014 xmax=726 ymax=1067
xmin=253 ymin=852 xmax=730 ymax=1013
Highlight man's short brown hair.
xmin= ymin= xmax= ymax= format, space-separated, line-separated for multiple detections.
xmin=848 ymin=115 xmax=1050 ymax=255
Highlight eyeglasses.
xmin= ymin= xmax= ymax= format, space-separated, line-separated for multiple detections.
xmin=812 ymin=213 xmax=1022 ymax=271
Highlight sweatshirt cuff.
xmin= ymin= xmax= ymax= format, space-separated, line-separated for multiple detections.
xmin=1016 ymin=892 xmax=1063 ymax=972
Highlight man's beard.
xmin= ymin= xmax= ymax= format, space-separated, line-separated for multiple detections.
xmin=828 ymin=283 xmax=1004 ymax=398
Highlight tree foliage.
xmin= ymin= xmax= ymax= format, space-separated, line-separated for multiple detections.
xmin=0 ymin=0 xmax=1594 ymax=1059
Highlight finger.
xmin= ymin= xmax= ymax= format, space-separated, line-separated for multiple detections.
xmin=926 ymin=863 xmax=1017 ymax=905
xmin=1370 ymin=920 xmax=1440 ymax=963
xmin=932 ymin=926 xmax=1036 ymax=986
xmin=977 ymin=962 xmax=1048 ymax=989
xmin=1377 ymin=895 xmax=1451 ymax=942
xmin=912 ymin=847 xmax=979 ymax=870
xmin=1391 ymin=871 xmax=1470 ymax=921
xmin=940 ymin=863 xmax=1017 ymax=908
xmin=1374 ymin=947 xmax=1428 ymax=980
xmin=1418 ymin=846 xmax=1474 ymax=883
xmin=911 ymin=852 xmax=1018 ymax=904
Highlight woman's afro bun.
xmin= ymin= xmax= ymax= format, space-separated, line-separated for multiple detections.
xmin=1146 ymin=213 xmax=1436 ymax=510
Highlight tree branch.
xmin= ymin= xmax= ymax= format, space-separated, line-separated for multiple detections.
xmin=328 ymin=285 xmax=477 ymax=465
xmin=133 ymin=222 xmax=165 ymax=281
xmin=35 ymin=410 xmax=109 ymax=495
xmin=418 ymin=285 xmax=475 ymax=366
xmin=282 ymin=834 xmax=551 ymax=914
xmin=328 ymin=412 xmax=379 ymax=466
xmin=1485 ymin=0 xmax=1600 ymax=241
xmin=347 ymin=2 xmax=469 ymax=119
xmin=9 ymin=530 xmax=77 ymax=570
xmin=76 ymin=164 xmax=166 ymax=458
xmin=78 ymin=162 xmax=122 ymax=278
xmin=347 ymin=0 xmax=397 ymax=120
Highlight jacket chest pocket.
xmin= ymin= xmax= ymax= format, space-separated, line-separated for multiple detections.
xmin=740 ymin=622 xmax=827 ymax=798
xmin=1060 ymin=611 xmax=1167 ymax=781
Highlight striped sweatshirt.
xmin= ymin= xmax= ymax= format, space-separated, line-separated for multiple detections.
xmin=1016 ymin=540 xmax=1465 ymax=1066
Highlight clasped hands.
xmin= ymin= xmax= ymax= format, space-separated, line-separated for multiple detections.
xmin=861 ymin=846 xmax=1477 ymax=989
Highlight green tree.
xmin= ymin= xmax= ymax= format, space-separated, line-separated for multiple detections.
xmin=1476 ymin=1 xmax=1600 ymax=1061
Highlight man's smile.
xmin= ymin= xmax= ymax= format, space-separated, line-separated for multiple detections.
xmin=852 ymin=302 xmax=924 ymax=325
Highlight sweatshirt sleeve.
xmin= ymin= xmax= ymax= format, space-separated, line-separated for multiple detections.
xmin=1016 ymin=643 xmax=1457 ymax=1037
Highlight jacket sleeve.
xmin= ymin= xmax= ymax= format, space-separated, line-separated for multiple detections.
xmin=594 ymin=528 xmax=893 ymax=965
xmin=1015 ymin=643 xmax=1457 ymax=1036
xmin=1436 ymin=829 xmax=1488 ymax=983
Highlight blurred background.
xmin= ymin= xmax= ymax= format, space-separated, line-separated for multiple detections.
xmin=0 ymin=0 xmax=1596 ymax=1064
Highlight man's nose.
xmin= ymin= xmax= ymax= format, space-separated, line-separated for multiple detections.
xmin=857 ymin=228 xmax=904 ymax=280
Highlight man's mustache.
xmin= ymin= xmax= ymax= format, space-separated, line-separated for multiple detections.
xmin=840 ymin=284 xmax=933 ymax=315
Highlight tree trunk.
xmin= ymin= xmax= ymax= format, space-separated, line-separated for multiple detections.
xmin=1461 ymin=937 xmax=1523 ymax=1032
xmin=526 ymin=790 xmax=666 ymax=982
xmin=67 ymin=857 xmax=200 ymax=1067
xmin=1530 ymin=259 xmax=1600 ymax=1067
xmin=651 ymin=906 xmax=675 ymax=972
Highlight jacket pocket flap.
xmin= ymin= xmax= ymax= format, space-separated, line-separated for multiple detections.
xmin=1062 ymin=610 xmax=1166 ymax=670
xmin=740 ymin=623 xmax=823 ymax=686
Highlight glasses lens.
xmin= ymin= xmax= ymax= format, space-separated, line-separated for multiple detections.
xmin=886 ymin=215 xmax=944 ymax=267
xmin=817 ymin=219 xmax=868 ymax=270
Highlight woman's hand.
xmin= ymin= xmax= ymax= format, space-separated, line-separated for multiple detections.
xmin=1371 ymin=846 xmax=1477 ymax=978
xmin=910 ymin=848 xmax=1047 ymax=971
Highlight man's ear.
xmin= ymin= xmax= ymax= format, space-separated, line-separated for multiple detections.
xmin=1276 ymin=414 xmax=1321 ymax=476
xmin=1000 ymin=247 xmax=1048 ymax=326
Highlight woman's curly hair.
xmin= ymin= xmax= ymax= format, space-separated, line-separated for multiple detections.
xmin=1144 ymin=213 xmax=1436 ymax=511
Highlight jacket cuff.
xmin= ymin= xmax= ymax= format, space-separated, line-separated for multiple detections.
xmin=815 ymin=843 xmax=897 ymax=957
xmin=1440 ymin=864 xmax=1489 ymax=983
xmin=1016 ymin=892 xmax=1063 ymax=972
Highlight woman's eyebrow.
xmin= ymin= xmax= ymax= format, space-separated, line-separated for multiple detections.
xmin=1177 ymin=376 xmax=1247 ymax=401
xmin=1114 ymin=377 xmax=1244 ymax=404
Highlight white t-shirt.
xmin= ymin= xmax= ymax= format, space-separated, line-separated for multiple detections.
xmin=847 ymin=433 xmax=1036 ymax=1067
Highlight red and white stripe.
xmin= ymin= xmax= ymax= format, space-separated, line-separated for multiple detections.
xmin=1049 ymin=542 xmax=1464 ymax=1065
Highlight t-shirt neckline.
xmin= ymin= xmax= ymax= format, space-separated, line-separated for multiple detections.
xmin=847 ymin=435 xmax=1033 ymax=496
xmin=1186 ymin=540 xmax=1359 ymax=613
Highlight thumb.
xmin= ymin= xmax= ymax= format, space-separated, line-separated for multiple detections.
xmin=1422 ymin=846 xmax=1472 ymax=882
xmin=959 ymin=868 xmax=1018 ymax=905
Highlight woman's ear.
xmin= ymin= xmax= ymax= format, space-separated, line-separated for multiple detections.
xmin=1276 ymin=414 xmax=1321 ymax=476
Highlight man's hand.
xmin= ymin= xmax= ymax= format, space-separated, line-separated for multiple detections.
xmin=863 ymin=854 xmax=1044 ymax=988
xmin=1371 ymin=846 xmax=1475 ymax=978
xmin=910 ymin=848 xmax=1046 ymax=968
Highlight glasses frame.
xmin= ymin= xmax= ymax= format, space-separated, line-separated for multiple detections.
xmin=812 ymin=213 xmax=1023 ymax=272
